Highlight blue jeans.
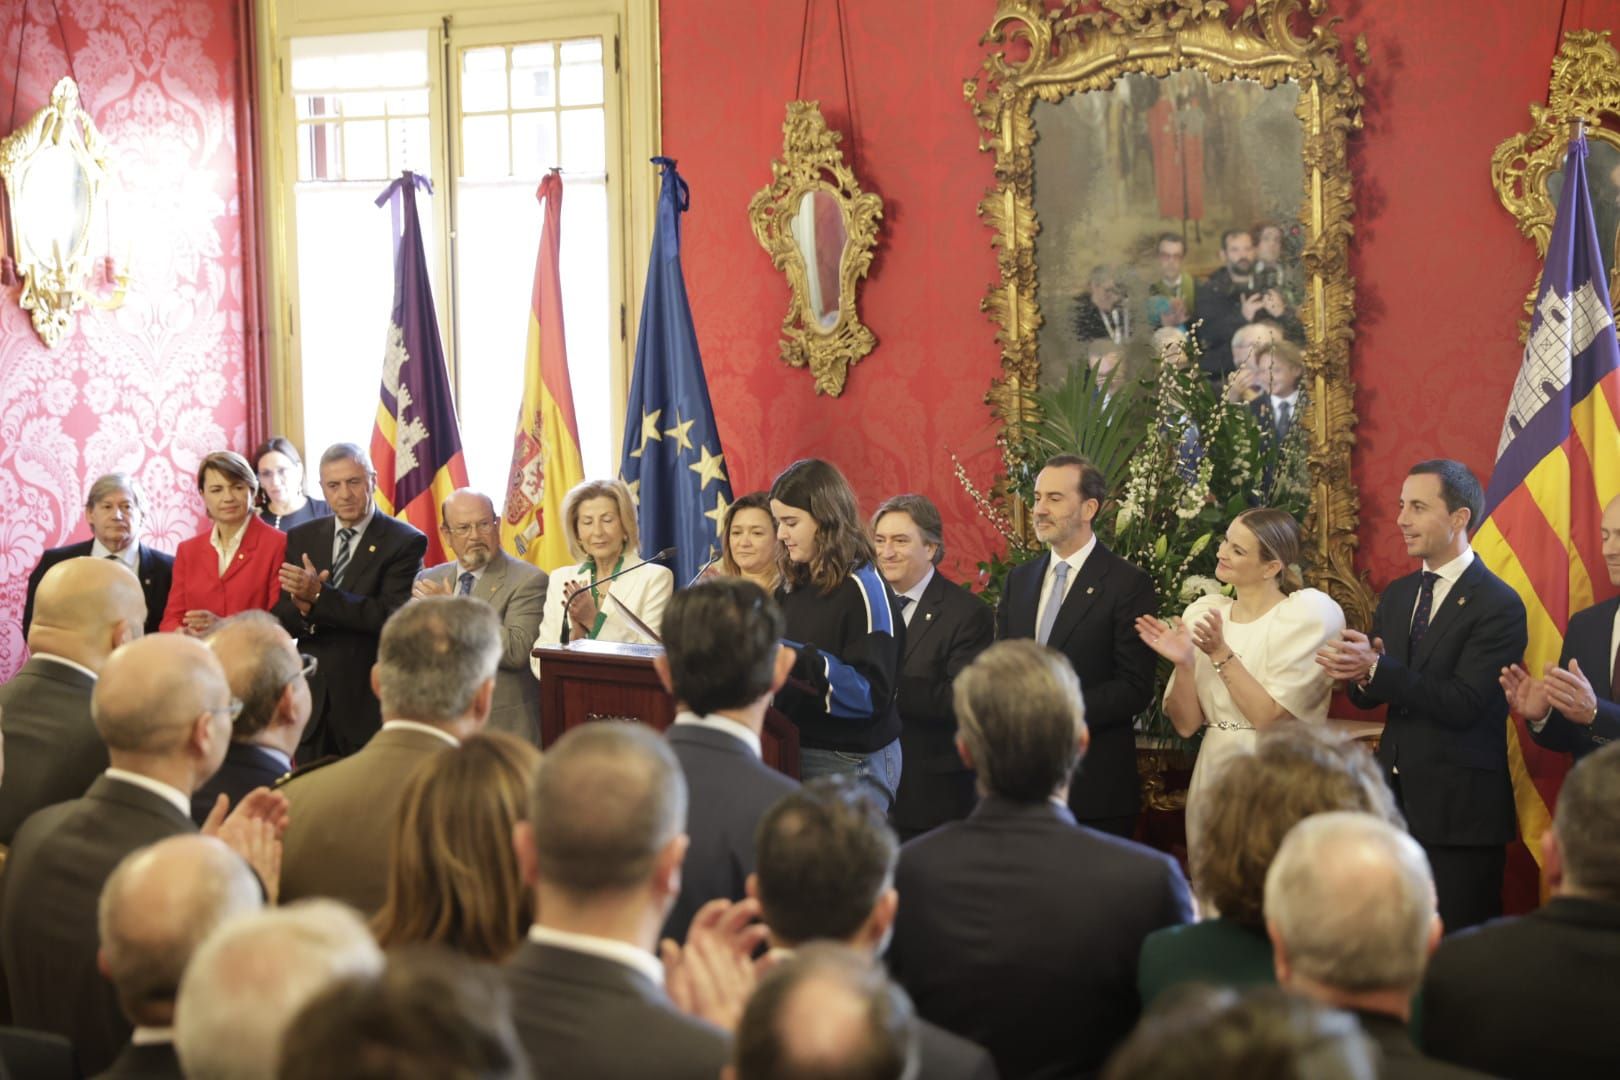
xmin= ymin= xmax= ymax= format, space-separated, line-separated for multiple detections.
xmin=798 ymin=738 xmax=903 ymax=813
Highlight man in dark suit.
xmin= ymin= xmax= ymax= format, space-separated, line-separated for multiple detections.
xmin=95 ymin=835 xmax=264 ymax=1079
xmin=23 ymin=472 xmax=173 ymax=637
xmin=752 ymin=781 xmax=999 ymax=1080
xmin=654 ymin=579 xmax=798 ymax=942
xmin=873 ymin=495 xmax=995 ymax=839
xmin=1504 ymin=493 xmax=1620 ymax=761
xmin=505 ymin=722 xmax=730 ymax=1079
xmin=887 ymin=640 xmax=1194 ymax=1079
xmin=0 ymin=557 xmax=147 ymax=844
xmin=1323 ymin=459 xmax=1528 ymax=932
xmin=190 ymin=611 xmax=313 ymax=824
xmin=996 ymin=454 xmax=1158 ymax=838
xmin=274 ymin=443 xmax=427 ymax=757
xmin=1420 ymin=742 xmax=1620 ymax=1077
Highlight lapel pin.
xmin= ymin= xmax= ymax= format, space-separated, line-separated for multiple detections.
xmin=368 ymin=545 xmax=377 ymax=553
xmin=924 ymin=612 xmax=934 ymax=622
xmin=1457 ymin=597 xmax=1467 ymax=607
xmin=1086 ymin=586 xmax=1095 ymax=595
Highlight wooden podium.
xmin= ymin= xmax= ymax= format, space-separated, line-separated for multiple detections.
xmin=533 ymin=640 xmax=801 ymax=778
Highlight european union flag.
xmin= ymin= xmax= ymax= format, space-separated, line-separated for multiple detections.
xmin=620 ymin=157 xmax=735 ymax=587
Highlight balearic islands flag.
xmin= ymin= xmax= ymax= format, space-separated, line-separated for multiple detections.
xmin=502 ymin=169 xmax=585 ymax=572
xmin=369 ymin=171 xmax=468 ymax=568
xmin=1475 ymin=133 xmax=1620 ymax=867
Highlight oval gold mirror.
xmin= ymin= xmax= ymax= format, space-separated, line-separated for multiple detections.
xmin=791 ymin=187 xmax=849 ymax=333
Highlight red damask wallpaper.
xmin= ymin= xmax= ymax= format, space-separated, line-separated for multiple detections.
xmin=0 ymin=0 xmax=246 ymax=679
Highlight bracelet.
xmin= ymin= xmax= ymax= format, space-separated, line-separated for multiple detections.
xmin=1211 ymin=652 xmax=1238 ymax=675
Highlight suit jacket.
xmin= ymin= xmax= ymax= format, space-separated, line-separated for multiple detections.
xmin=918 ymin=1019 xmax=1001 ymax=1080
xmin=0 ymin=658 xmax=103 ymax=845
xmin=272 ymin=513 xmax=426 ymax=754
xmin=662 ymin=723 xmax=798 ymax=942
xmin=95 ymin=1038 xmax=184 ymax=1079
xmin=892 ymin=571 xmax=996 ymax=835
xmin=0 ymin=1027 xmax=77 ymax=1080
xmin=1420 ymin=896 xmax=1620 ymax=1078
xmin=888 ymin=796 xmax=1194 ymax=1080
xmin=0 ymin=775 xmax=196 ymax=1076
xmin=158 ymin=515 xmax=286 ymax=631
xmin=1136 ymin=916 xmax=1275 ymax=1009
xmin=997 ymin=544 xmax=1159 ymax=820
xmin=1531 ymin=594 xmax=1620 ymax=760
xmin=416 ymin=550 xmax=547 ymax=741
xmin=1346 ymin=558 xmax=1527 ymax=846
xmin=189 ymin=741 xmax=290 ymax=826
xmin=277 ymin=724 xmax=455 ymax=915
xmin=503 ymin=940 xmax=729 ymax=1080
xmin=1354 ymin=1010 xmax=1486 ymax=1080
xmin=23 ymin=541 xmax=173 ymax=636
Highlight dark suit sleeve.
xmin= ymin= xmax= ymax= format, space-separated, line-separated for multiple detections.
xmin=900 ymin=593 xmax=995 ymax=731
xmin=1082 ymin=566 xmax=1159 ymax=733
xmin=1533 ymin=607 xmax=1620 ymax=754
xmin=306 ymin=526 xmax=428 ymax=633
xmin=1344 ymin=591 xmax=1389 ymax=712
xmin=21 ymin=557 xmax=47 ymax=638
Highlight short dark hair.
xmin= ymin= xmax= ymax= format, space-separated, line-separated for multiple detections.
xmin=770 ymin=459 xmax=876 ymax=595
xmin=660 ymin=578 xmax=785 ymax=714
xmin=954 ymin=641 xmax=1087 ymax=803
xmin=1220 ymin=228 xmax=1253 ymax=251
xmin=1553 ymin=742 xmax=1620 ymax=901
xmin=754 ymin=778 xmax=898 ymax=945
xmin=1041 ymin=453 xmax=1108 ymax=505
xmin=275 ymin=946 xmax=526 ymax=1080
xmin=1156 ymin=232 xmax=1186 ymax=253
xmin=870 ymin=494 xmax=945 ymax=566
xmin=196 ymin=450 xmax=258 ymax=494
xmin=1408 ymin=459 xmax=1485 ymax=533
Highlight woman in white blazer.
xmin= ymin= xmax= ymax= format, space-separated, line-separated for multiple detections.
xmin=530 ymin=477 xmax=674 ymax=678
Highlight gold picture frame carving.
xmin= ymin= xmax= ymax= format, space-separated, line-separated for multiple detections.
xmin=748 ymin=100 xmax=884 ymax=397
xmin=964 ymin=0 xmax=1374 ymax=628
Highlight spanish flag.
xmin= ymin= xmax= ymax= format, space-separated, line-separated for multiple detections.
xmin=502 ymin=169 xmax=584 ymax=571
xmin=1476 ymin=133 xmax=1620 ymax=868
xmin=369 ymin=171 xmax=468 ymax=568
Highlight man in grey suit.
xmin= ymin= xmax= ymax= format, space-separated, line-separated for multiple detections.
xmin=412 ymin=489 xmax=546 ymax=742
xmin=0 ymin=556 xmax=148 ymax=845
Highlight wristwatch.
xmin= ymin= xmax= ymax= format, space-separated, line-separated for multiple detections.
xmin=1212 ymin=653 xmax=1238 ymax=675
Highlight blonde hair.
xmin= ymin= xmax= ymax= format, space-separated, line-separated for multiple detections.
xmin=561 ymin=478 xmax=641 ymax=565
xmin=1234 ymin=508 xmax=1305 ymax=593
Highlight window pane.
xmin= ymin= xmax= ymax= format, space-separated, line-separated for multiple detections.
xmin=339 ymin=91 xmax=388 ymax=117
xmin=511 ymin=45 xmax=555 ymax=109
xmin=461 ymin=47 xmax=508 ymax=112
xmin=297 ymin=94 xmax=338 ymax=121
xmin=511 ymin=112 xmax=559 ymax=176
xmin=292 ymin=31 xmax=431 ymax=90
xmin=461 ymin=115 xmax=510 ymax=178
xmin=344 ymin=120 xmax=389 ymax=179
xmin=390 ymin=117 xmax=432 ymax=176
xmin=297 ymin=123 xmax=341 ymax=181
xmin=559 ymin=40 xmax=603 ymax=107
xmin=559 ymin=109 xmax=605 ymax=175
xmin=387 ymin=89 xmax=429 ymax=116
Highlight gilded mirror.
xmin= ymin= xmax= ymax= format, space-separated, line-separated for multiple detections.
xmin=966 ymin=0 xmax=1374 ymax=626
xmin=748 ymin=100 xmax=884 ymax=396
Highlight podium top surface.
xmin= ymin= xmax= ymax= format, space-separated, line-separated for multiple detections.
xmin=532 ymin=639 xmax=665 ymax=661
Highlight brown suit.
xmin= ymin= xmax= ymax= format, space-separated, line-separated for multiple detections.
xmin=276 ymin=724 xmax=456 ymax=914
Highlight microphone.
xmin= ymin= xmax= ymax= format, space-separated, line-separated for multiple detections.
xmin=559 ymin=548 xmax=677 ymax=625
xmin=685 ymin=553 xmax=720 ymax=589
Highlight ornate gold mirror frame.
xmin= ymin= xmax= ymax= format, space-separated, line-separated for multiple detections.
xmin=748 ymin=100 xmax=884 ymax=396
xmin=1492 ymin=31 xmax=1620 ymax=333
xmin=965 ymin=0 xmax=1373 ymax=626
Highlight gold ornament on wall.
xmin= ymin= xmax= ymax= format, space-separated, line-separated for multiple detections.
xmin=748 ymin=100 xmax=884 ymax=396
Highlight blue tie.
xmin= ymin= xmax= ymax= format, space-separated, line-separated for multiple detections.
xmin=331 ymin=528 xmax=356 ymax=589
xmin=458 ymin=571 xmax=475 ymax=595
xmin=1037 ymin=561 xmax=1071 ymax=645
xmin=1408 ymin=571 xmax=1439 ymax=657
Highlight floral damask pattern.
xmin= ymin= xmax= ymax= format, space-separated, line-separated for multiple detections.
xmin=0 ymin=0 xmax=245 ymax=678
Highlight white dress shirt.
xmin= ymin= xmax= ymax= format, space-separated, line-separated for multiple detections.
xmin=526 ymin=924 xmax=665 ymax=987
xmin=674 ymin=710 xmax=762 ymax=758
xmin=330 ymin=508 xmax=375 ymax=569
xmin=1415 ymin=546 xmax=1474 ymax=625
xmin=1034 ymin=534 xmax=1097 ymax=636
xmin=103 ymin=768 xmax=191 ymax=818
xmin=92 ymin=538 xmax=140 ymax=571
xmin=896 ymin=566 xmax=934 ymax=628
xmin=210 ymin=520 xmax=249 ymax=575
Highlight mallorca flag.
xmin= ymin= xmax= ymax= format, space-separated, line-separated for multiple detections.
xmin=1475 ymin=133 xmax=1620 ymax=868
xmin=369 ymin=171 xmax=468 ymax=568
xmin=502 ymin=169 xmax=584 ymax=572
xmin=619 ymin=158 xmax=735 ymax=588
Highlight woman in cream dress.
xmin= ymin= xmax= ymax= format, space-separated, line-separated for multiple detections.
xmin=1136 ymin=508 xmax=1345 ymax=806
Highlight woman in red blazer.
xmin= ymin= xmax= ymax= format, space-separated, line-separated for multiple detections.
xmin=160 ymin=450 xmax=287 ymax=634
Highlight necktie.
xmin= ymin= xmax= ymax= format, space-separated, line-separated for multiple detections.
xmin=458 ymin=571 xmax=475 ymax=596
xmin=1609 ymin=635 xmax=1620 ymax=707
xmin=331 ymin=528 xmax=356 ymax=589
xmin=105 ymin=554 xmax=119 ymax=560
xmin=1408 ymin=571 xmax=1439 ymax=656
xmin=1037 ymin=561 xmax=1071 ymax=646
xmin=1276 ymin=400 xmax=1292 ymax=440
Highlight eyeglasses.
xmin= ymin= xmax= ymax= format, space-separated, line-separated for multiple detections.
xmin=211 ymin=698 xmax=245 ymax=723
xmin=299 ymin=653 xmax=318 ymax=678
xmin=444 ymin=519 xmax=499 ymax=538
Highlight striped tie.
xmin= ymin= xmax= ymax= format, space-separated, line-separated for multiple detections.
xmin=331 ymin=528 xmax=356 ymax=589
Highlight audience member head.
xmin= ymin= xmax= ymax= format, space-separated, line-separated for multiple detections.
xmin=276 ymin=946 xmax=526 ymax=1080
xmin=97 ymin=835 xmax=264 ymax=1028
xmin=1154 ymin=325 xmax=1190 ymax=368
xmin=84 ymin=472 xmax=147 ymax=554
xmin=253 ymin=436 xmax=309 ymax=512
xmin=1545 ymin=741 xmax=1620 ymax=903
xmin=196 ymin=451 xmax=258 ymax=531
xmin=1155 ymin=233 xmax=1186 ymax=283
xmin=1231 ymin=321 xmax=1282 ymax=389
xmin=752 ymin=777 xmax=898 ymax=953
xmin=770 ymin=458 xmax=875 ymax=594
xmin=1220 ymin=509 xmax=1305 ymax=596
xmin=1088 ymin=338 xmax=1127 ymax=395
xmin=25 ymin=555 xmax=147 ymax=667
xmin=1402 ymin=459 xmax=1484 ymax=562
xmin=731 ymin=944 xmax=917 ymax=1080
xmin=94 ymin=634 xmax=236 ymax=793
xmin=1601 ymin=493 xmax=1620 ymax=587
xmin=318 ymin=442 xmax=377 ymax=527
xmin=373 ymin=732 xmax=541 ymax=962
xmin=871 ymin=494 xmax=945 ymax=597
xmin=1033 ymin=453 xmax=1106 ymax=558
xmin=207 ymin=610 xmax=311 ymax=755
xmin=439 ymin=489 xmax=502 ymax=573
xmin=1254 ymin=222 xmax=1285 ymax=265
xmin=953 ymin=640 xmax=1089 ymax=804
xmin=656 ymin=578 xmax=792 ymax=721
xmin=1188 ymin=724 xmax=1399 ymax=927
xmin=1264 ymin=812 xmax=1439 ymax=1014
xmin=1088 ymin=264 xmax=1123 ymax=312
xmin=1219 ymin=228 xmax=1256 ymax=276
xmin=373 ymin=596 xmax=500 ymax=733
xmin=562 ymin=477 xmax=640 ymax=566
xmin=1255 ymin=338 xmax=1305 ymax=398
xmin=176 ymin=900 xmax=384 ymax=1080
xmin=723 ymin=491 xmax=782 ymax=585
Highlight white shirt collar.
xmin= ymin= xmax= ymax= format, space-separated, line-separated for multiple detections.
xmin=1423 ymin=545 xmax=1474 ymax=582
xmin=103 ymin=768 xmax=191 ymax=818
xmin=29 ymin=652 xmax=99 ymax=681
xmin=899 ymin=565 xmax=934 ymax=607
xmin=1052 ymin=533 xmax=1098 ymax=576
xmin=91 ymin=538 xmax=140 ymax=570
xmin=1271 ymin=390 xmax=1300 ymax=409
xmin=380 ymin=719 xmax=460 ymax=747
xmin=336 ymin=507 xmax=375 ymax=538
xmin=526 ymin=924 xmax=665 ymax=987
xmin=674 ymin=710 xmax=762 ymax=759
xmin=131 ymin=1026 xmax=175 ymax=1046
xmin=210 ymin=519 xmax=250 ymax=573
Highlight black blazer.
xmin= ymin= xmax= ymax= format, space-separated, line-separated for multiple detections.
xmin=1346 ymin=558 xmax=1527 ymax=846
xmin=190 ymin=742 xmax=289 ymax=825
xmin=663 ymin=724 xmax=798 ymax=943
xmin=892 ymin=571 xmax=995 ymax=836
xmin=1419 ymin=896 xmax=1620 ymax=1078
xmin=0 ymin=658 xmax=103 ymax=845
xmin=996 ymin=544 xmax=1158 ymax=820
xmin=272 ymin=513 xmax=426 ymax=753
xmin=503 ymin=940 xmax=729 ymax=1080
xmin=888 ymin=796 xmax=1194 ymax=1080
xmin=1353 ymin=1010 xmax=1487 ymax=1080
xmin=0 ymin=775 xmax=196 ymax=1076
xmin=918 ymin=1019 xmax=1001 ymax=1080
xmin=1531 ymin=595 xmax=1620 ymax=760
xmin=24 ymin=541 xmax=173 ymax=636
xmin=96 ymin=1038 xmax=184 ymax=1079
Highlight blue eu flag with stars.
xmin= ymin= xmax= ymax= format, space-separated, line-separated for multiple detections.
xmin=620 ymin=157 xmax=735 ymax=588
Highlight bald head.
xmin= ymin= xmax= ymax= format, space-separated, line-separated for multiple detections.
xmin=439 ymin=488 xmax=500 ymax=571
xmin=98 ymin=835 xmax=263 ymax=1026
xmin=94 ymin=635 xmax=231 ymax=764
xmin=27 ymin=556 xmax=147 ymax=669
xmin=1601 ymin=495 xmax=1620 ymax=588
